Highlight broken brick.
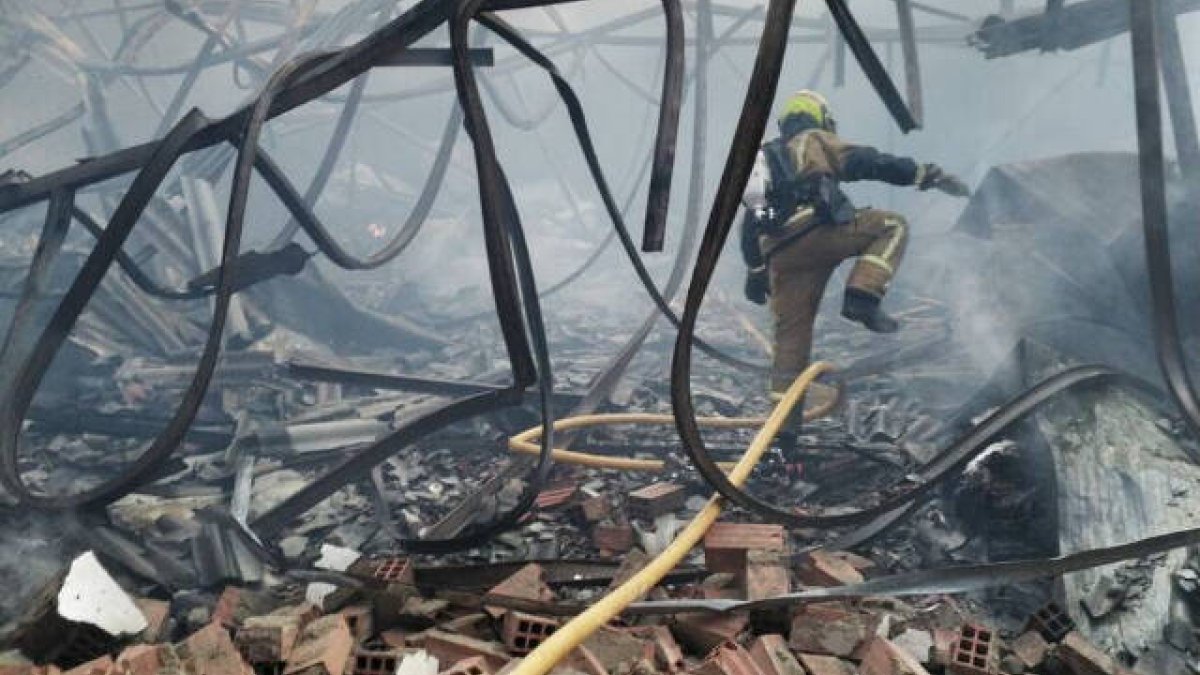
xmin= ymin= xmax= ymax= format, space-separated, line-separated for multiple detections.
xmin=624 ymin=626 xmax=685 ymax=673
xmin=560 ymin=646 xmax=606 ymax=675
xmin=592 ymin=523 xmax=635 ymax=555
xmin=744 ymin=551 xmax=789 ymax=601
xmin=859 ymin=637 xmax=932 ymax=675
xmin=692 ymin=641 xmax=766 ymax=675
xmin=1009 ymin=631 xmax=1048 ymax=671
xmin=284 ymin=615 xmax=354 ymax=675
xmin=671 ymin=613 xmax=749 ymax=655
xmin=438 ymin=656 xmax=493 ymax=675
xmin=535 ymin=484 xmax=578 ymax=510
xmin=421 ymin=630 xmax=510 ymax=672
xmin=627 ymin=483 xmax=686 ymax=522
xmin=183 ymin=622 xmax=253 ymax=675
xmin=484 ymin=564 xmax=555 ymax=618
xmin=237 ymin=615 xmax=304 ymax=664
xmin=579 ymin=627 xmax=648 ymax=673
xmin=113 ymin=645 xmax=161 ymax=675
xmin=703 ymin=523 xmax=785 ymax=575
xmin=795 ymin=551 xmax=864 ymax=588
xmin=1056 ymin=632 xmax=1127 ymax=675
xmin=501 ymin=612 xmax=559 ymax=655
xmin=795 ymin=654 xmax=855 ymax=675
xmin=1025 ymin=602 xmax=1074 ymax=643
xmin=349 ymin=557 xmax=415 ymax=586
xmin=948 ymin=625 xmax=998 ymax=675
xmin=748 ymin=635 xmax=805 ymax=675
xmin=350 ymin=648 xmax=408 ymax=675
xmin=788 ymin=604 xmax=879 ymax=659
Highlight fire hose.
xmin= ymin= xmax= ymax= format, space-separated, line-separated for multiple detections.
xmin=508 ymin=362 xmax=834 ymax=675
xmin=506 ymin=387 xmax=841 ymax=472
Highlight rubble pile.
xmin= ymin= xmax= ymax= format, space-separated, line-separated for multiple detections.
xmin=0 ymin=226 xmax=1175 ymax=674
xmin=0 ymin=541 xmax=1141 ymax=675
xmin=0 ymin=267 xmax=1104 ymax=673
xmin=0 ymin=131 xmax=1189 ymax=674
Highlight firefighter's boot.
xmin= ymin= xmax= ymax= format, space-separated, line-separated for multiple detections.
xmin=841 ymin=288 xmax=899 ymax=333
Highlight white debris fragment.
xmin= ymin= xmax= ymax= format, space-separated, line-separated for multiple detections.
xmin=57 ymin=552 xmax=148 ymax=636
xmin=314 ymin=544 xmax=361 ymax=572
xmin=892 ymin=629 xmax=935 ymax=664
xmin=394 ymin=650 xmax=439 ymax=675
xmin=635 ymin=514 xmax=684 ymax=556
xmin=305 ymin=582 xmax=338 ymax=609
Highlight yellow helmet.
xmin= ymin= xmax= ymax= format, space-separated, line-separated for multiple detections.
xmin=778 ymin=90 xmax=835 ymax=133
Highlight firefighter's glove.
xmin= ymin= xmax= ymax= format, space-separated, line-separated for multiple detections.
xmin=918 ymin=164 xmax=971 ymax=198
xmin=744 ymin=266 xmax=769 ymax=305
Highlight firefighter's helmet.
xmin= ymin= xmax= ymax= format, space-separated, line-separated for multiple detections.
xmin=778 ymin=90 xmax=835 ymax=133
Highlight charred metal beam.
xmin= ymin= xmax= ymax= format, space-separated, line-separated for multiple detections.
xmin=640 ymin=0 xmax=685 ymax=252
xmin=972 ymin=0 xmax=1200 ymax=58
xmin=826 ymin=0 xmax=919 ymax=131
xmin=0 ymin=0 xmax=467 ymax=215
xmin=415 ymin=559 xmax=707 ymax=591
xmin=379 ymin=47 xmax=495 ymax=66
xmin=833 ymin=15 xmax=846 ymax=86
xmin=895 ymin=0 xmax=924 ymax=126
xmin=1156 ymin=0 xmax=1200 ymax=199
xmin=286 ymin=360 xmax=585 ymax=406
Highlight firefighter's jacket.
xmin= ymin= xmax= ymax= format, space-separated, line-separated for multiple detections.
xmin=740 ymin=129 xmax=925 ymax=268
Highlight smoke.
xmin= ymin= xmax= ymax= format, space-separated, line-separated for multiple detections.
xmin=0 ymin=510 xmax=79 ymax=632
xmin=2 ymin=0 xmax=1198 ymax=383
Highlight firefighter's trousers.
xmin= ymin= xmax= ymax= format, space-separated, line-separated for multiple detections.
xmin=763 ymin=207 xmax=908 ymax=393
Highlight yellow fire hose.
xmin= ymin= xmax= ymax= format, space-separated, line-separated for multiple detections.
xmin=507 ymin=361 xmax=835 ymax=675
xmin=507 ymin=381 xmax=840 ymax=472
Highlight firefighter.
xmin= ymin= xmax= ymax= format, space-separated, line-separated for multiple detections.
xmin=741 ymin=90 xmax=970 ymax=396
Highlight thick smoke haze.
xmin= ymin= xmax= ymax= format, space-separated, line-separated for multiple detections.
xmin=1 ymin=0 xmax=1196 ymax=372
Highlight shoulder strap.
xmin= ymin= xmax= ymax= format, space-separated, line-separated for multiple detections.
xmin=761 ymin=136 xmax=809 ymax=216
xmin=761 ymin=137 xmax=796 ymax=189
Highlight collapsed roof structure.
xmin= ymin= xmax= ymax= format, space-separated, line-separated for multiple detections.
xmin=0 ymin=1 xmax=1199 ymax=674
